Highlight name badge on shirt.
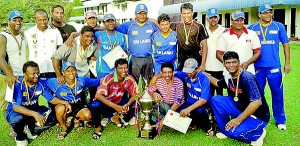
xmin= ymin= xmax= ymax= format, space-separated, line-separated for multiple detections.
xmin=146 ymin=29 xmax=153 ymax=33
xmin=169 ymin=42 xmax=176 ymax=45
xmin=60 ymin=92 xmax=67 ymax=96
xmin=256 ymin=31 xmax=261 ymax=35
xmin=269 ymin=30 xmax=278 ymax=34
xmin=132 ymin=31 xmax=138 ymax=35
xmin=270 ymin=68 xmax=279 ymax=73
xmin=187 ymin=83 xmax=191 ymax=88
xmin=23 ymin=92 xmax=28 ymax=96
xmin=35 ymin=91 xmax=42 ymax=95
xmin=156 ymin=42 xmax=162 ymax=46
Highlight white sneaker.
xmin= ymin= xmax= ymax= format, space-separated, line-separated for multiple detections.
xmin=251 ymin=128 xmax=267 ymax=146
xmin=24 ymin=125 xmax=38 ymax=139
xmin=216 ymin=132 xmax=228 ymax=139
xmin=101 ymin=118 xmax=110 ymax=127
xmin=277 ymin=124 xmax=287 ymax=130
xmin=15 ymin=139 xmax=28 ymax=146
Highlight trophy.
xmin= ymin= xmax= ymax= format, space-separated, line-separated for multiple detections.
xmin=138 ymin=90 xmax=157 ymax=139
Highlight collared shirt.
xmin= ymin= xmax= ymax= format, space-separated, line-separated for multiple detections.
xmin=51 ymin=37 xmax=97 ymax=77
xmin=96 ymin=72 xmax=139 ymax=104
xmin=148 ymin=77 xmax=184 ymax=106
xmin=94 ymin=30 xmax=126 ymax=73
xmin=116 ymin=20 xmax=159 ymax=57
xmin=217 ymin=70 xmax=270 ymax=123
xmin=217 ymin=27 xmax=261 ymax=74
xmin=206 ymin=25 xmax=226 ymax=71
xmin=152 ymin=30 xmax=177 ymax=64
xmin=25 ymin=25 xmax=63 ymax=73
xmin=176 ymin=21 xmax=209 ymax=63
xmin=0 ymin=31 xmax=26 ymax=76
xmin=248 ymin=20 xmax=289 ymax=68
xmin=6 ymin=77 xmax=54 ymax=113
xmin=47 ymin=77 xmax=100 ymax=103
xmin=175 ymin=71 xmax=211 ymax=104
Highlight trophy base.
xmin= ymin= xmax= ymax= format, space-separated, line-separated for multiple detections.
xmin=138 ymin=128 xmax=157 ymax=140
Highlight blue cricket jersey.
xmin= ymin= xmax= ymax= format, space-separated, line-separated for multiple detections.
xmin=152 ymin=30 xmax=177 ymax=64
xmin=248 ymin=20 xmax=289 ymax=68
xmin=47 ymin=77 xmax=100 ymax=103
xmin=175 ymin=71 xmax=211 ymax=104
xmin=116 ymin=20 xmax=159 ymax=57
xmin=94 ymin=31 xmax=127 ymax=73
xmin=6 ymin=77 xmax=54 ymax=113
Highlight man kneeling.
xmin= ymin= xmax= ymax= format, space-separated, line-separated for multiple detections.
xmin=207 ymin=51 xmax=270 ymax=145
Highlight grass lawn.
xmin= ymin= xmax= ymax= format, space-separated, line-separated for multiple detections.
xmin=0 ymin=44 xmax=299 ymax=145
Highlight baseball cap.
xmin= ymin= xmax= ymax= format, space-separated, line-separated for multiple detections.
xmin=258 ymin=4 xmax=273 ymax=13
xmin=231 ymin=10 xmax=245 ymax=20
xmin=62 ymin=62 xmax=76 ymax=71
xmin=8 ymin=11 xmax=23 ymax=20
xmin=207 ymin=8 xmax=219 ymax=18
xmin=182 ymin=58 xmax=198 ymax=73
xmin=85 ymin=11 xmax=97 ymax=19
xmin=103 ymin=14 xmax=116 ymax=22
xmin=135 ymin=4 xmax=148 ymax=13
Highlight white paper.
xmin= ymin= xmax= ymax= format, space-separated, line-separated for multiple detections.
xmin=163 ymin=110 xmax=192 ymax=134
xmin=5 ymin=85 xmax=14 ymax=102
xmin=89 ymin=60 xmax=97 ymax=77
xmin=102 ymin=45 xmax=128 ymax=69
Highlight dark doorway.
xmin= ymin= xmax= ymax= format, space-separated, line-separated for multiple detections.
xmin=225 ymin=13 xmax=230 ymax=28
xmin=291 ymin=8 xmax=296 ymax=37
xmin=274 ymin=9 xmax=286 ymax=30
xmin=202 ymin=14 xmax=206 ymax=25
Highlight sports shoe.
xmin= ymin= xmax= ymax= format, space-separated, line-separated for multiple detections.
xmin=251 ymin=128 xmax=266 ymax=146
xmin=24 ymin=125 xmax=37 ymax=139
xmin=277 ymin=124 xmax=287 ymax=130
xmin=216 ymin=132 xmax=227 ymax=139
xmin=15 ymin=139 xmax=28 ymax=146
xmin=101 ymin=118 xmax=110 ymax=127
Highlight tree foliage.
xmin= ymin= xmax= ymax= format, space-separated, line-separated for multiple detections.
xmin=0 ymin=0 xmax=83 ymax=24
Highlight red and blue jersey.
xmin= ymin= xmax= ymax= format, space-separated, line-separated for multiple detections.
xmin=94 ymin=31 xmax=127 ymax=73
xmin=152 ymin=30 xmax=177 ymax=64
xmin=175 ymin=71 xmax=211 ymax=104
xmin=47 ymin=77 xmax=100 ymax=103
xmin=248 ymin=20 xmax=289 ymax=68
xmin=116 ymin=20 xmax=159 ymax=57
xmin=7 ymin=77 xmax=54 ymax=113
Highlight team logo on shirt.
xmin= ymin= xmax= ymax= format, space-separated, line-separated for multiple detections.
xmin=246 ymin=39 xmax=251 ymax=43
xmin=269 ymin=30 xmax=278 ymax=34
xmin=256 ymin=31 xmax=261 ymax=35
xmin=169 ymin=42 xmax=176 ymax=45
xmin=187 ymin=83 xmax=191 ymax=88
xmin=156 ymin=42 xmax=162 ymax=46
xmin=194 ymin=88 xmax=201 ymax=92
xmin=132 ymin=31 xmax=138 ymax=35
xmin=22 ymin=92 xmax=28 ymax=96
xmin=60 ymin=92 xmax=67 ymax=96
xmin=146 ymin=30 xmax=153 ymax=33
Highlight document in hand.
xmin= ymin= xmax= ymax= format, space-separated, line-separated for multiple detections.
xmin=163 ymin=110 xmax=192 ymax=134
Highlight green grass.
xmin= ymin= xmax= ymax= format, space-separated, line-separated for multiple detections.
xmin=0 ymin=44 xmax=300 ymax=145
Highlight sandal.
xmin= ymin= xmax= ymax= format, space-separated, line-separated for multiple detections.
xmin=86 ymin=121 xmax=94 ymax=128
xmin=111 ymin=115 xmax=122 ymax=128
xmin=206 ymin=127 xmax=215 ymax=137
xmin=57 ymin=129 xmax=68 ymax=140
xmin=189 ymin=125 xmax=198 ymax=130
xmin=74 ymin=119 xmax=83 ymax=130
xmin=92 ymin=132 xmax=102 ymax=139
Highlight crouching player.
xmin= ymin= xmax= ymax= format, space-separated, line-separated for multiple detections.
xmin=47 ymin=62 xmax=100 ymax=140
xmin=6 ymin=61 xmax=71 ymax=146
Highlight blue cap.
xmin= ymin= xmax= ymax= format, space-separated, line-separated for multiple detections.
xmin=258 ymin=4 xmax=273 ymax=13
xmin=9 ymin=11 xmax=23 ymax=20
xmin=135 ymin=4 xmax=148 ymax=13
xmin=207 ymin=8 xmax=219 ymax=18
xmin=182 ymin=58 xmax=198 ymax=73
xmin=62 ymin=62 xmax=76 ymax=71
xmin=231 ymin=10 xmax=245 ymax=20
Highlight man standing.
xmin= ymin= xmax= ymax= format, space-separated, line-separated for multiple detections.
xmin=51 ymin=5 xmax=77 ymax=42
xmin=24 ymin=9 xmax=63 ymax=79
xmin=52 ymin=25 xmax=96 ymax=83
xmin=94 ymin=14 xmax=126 ymax=79
xmin=175 ymin=58 xmax=213 ymax=135
xmin=115 ymin=3 xmax=159 ymax=89
xmin=148 ymin=62 xmax=184 ymax=128
xmin=47 ymin=62 xmax=99 ymax=140
xmin=205 ymin=8 xmax=226 ymax=96
xmin=152 ymin=14 xmax=177 ymax=74
xmin=176 ymin=3 xmax=209 ymax=71
xmin=248 ymin=4 xmax=291 ymax=130
xmin=90 ymin=58 xmax=140 ymax=139
xmin=207 ymin=51 xmax=270 ymax=145
xmin=6 ymin=61 xmax=71 ymax=146
xmin=216 ymin=10 xmax=261 ymax=75
xmin=85 ymin=11 xmax=101 ymax=31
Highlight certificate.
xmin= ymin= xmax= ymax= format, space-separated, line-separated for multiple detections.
xmin=89 ymin=60 xmax=97 ymax=77
xmin=163 ymin=110 xmax=192 ymax=134
xmin=102 ymin=45 xmax=128 ymax=69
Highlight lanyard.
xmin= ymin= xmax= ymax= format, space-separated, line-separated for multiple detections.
xmin=8 ymin=28 xmax=23 ymax=56
xmin=259 ymin=21 xmax=271 ymax=42
xmin=78 ymin=45 xmax=88 ymax=61
xmin=24 ymin=80 xmax=37 ymax=104
xmin=105 ymin=30 xmax=118 ymax=49
xmin=230 ymin=70 xmax=241 ymax=102
xmin=67 ymin=78 xmax=77 ymax=101
xmin=182 ymin=20 xmax=193 ymax=45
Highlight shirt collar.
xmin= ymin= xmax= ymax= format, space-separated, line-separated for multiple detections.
xmin=229 ymin=27 xmax=248 ymax=35
xmin=113 ymin=71 xmax=128 ymax=82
